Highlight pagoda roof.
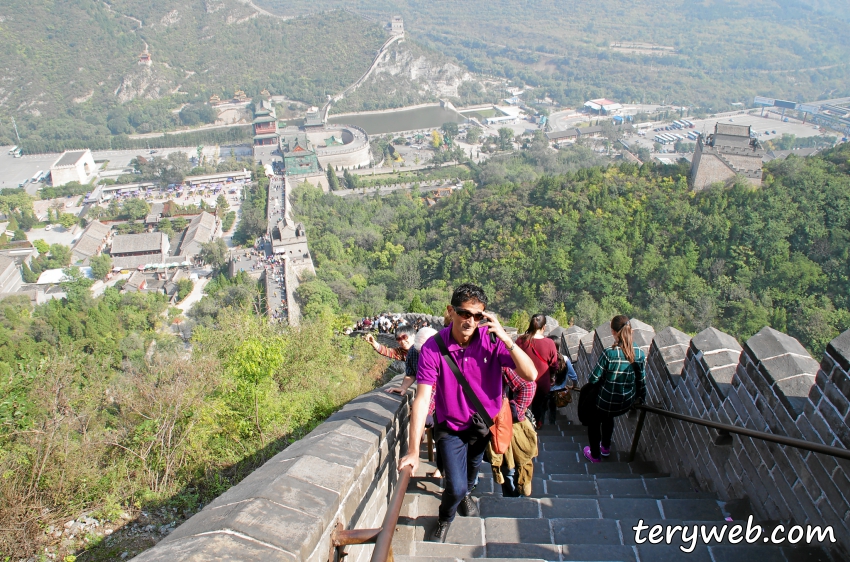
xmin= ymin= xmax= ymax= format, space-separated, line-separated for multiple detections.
xmin=253 ymin=133 xmax=280 ymax=140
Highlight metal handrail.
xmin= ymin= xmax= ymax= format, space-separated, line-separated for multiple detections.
xmin=330 ymin=465 xmax=413 ymax=562
xmin=629 ymin=403 xmax=850 ymax=461
xmin=564 ymin=385 xmax=850 ymax=462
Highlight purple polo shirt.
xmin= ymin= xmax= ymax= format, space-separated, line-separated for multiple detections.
xmin=417 ymin=324 xmax=515 ymax=431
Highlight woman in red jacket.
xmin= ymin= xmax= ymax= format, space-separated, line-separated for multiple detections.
xmin=515 ymin=314 xmax=559 ymax=429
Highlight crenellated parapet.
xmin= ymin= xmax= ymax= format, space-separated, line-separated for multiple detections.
xmin=563 ymin=320 xmax=850 ymax=554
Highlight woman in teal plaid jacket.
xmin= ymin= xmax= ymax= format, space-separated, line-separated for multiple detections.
xmin=583 ymin=315 xmax=646 ymax=463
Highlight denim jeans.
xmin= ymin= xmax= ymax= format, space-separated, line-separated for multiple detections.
xmin=499 ymin=464 xmax=520 ymax=497
xmin=435 ymin=426 xmax=487 ymax=521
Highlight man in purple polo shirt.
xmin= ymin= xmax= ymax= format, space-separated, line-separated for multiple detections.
xmin=398 ymin=283 xmax=537 ymax=542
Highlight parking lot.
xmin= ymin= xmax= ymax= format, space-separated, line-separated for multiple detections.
xmin=623 ymin=110 xmax=830 ymax=157
xmin=0 ymin=146 xmax=227 ymax=194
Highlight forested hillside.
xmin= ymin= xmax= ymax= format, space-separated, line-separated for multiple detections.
xmin=0 ymin=1 xmax=386 ymax=152
xmin=259 ymin=0 xmax=850 ymax=110
xmin=0 ymin=274 xmax=382 ymax=558
xmin=292 ymin=142 xmax=850 ymax=358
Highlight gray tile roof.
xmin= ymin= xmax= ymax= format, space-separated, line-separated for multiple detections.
xmin=53 ymin=150 xmax=89 ymax=168
xmin=72 ymin=221 xmax=111 ymax=261
xmin=111 ymin=232 xmax=166 ymax=255
xmin=178 ymin=212 xmax=216 ymax=257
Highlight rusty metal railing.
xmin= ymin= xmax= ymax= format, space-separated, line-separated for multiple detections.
xmin=330 ymin=465 xmax=413 ymax=562
xmin=566 ymin=385 xmax=850 ymax=462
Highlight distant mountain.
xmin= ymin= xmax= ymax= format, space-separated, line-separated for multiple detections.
xmin=0 ymin=0 xmax=387 ymax=150
xmin=255 ymin=0 xmax=850 ymax=109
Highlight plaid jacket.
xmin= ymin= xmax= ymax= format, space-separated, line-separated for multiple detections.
xmin=377 ymin=343 xmax=407 ymax=361
xmin=503 ymin=367 xmax=535 ymax=422
xmin=589 ymin=346 xmax=647 ymax=414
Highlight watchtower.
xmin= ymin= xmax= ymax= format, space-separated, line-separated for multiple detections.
xmin=390 ymin=16 xmax=404 ymax=36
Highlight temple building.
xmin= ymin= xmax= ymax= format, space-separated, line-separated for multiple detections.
xmin=690 ymin=123 xmax=765 ymax=190
xmin=253 ymin=100 xmax=279 ymax=147
xmin=280 ymin=133 xmax=321 ymax=178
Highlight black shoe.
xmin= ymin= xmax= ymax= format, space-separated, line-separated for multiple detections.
xmin=430 ymin=519 xmax=451 ymax=542
xmin=457 ymin=494 xmax=479 ymax=517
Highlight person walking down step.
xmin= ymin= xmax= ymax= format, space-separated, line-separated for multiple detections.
xmin=515 ymin=314 xmax=559 ymax=429
xmin=583 ymin=315 xmax=647 ymax=463
xmin=398 ymin=284 xmax=537 ymax=543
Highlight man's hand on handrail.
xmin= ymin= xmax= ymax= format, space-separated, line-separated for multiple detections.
xmin=398 ymin=450 xmax=419 ymax=475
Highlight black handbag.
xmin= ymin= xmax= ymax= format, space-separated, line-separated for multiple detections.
xmin=577 ymin=381 xmax=601 ymax=426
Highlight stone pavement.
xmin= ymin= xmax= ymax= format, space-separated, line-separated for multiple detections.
xmin=392 ymin=421 xmax=833 ymax=562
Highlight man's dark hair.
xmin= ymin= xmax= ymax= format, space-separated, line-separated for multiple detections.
xmin=395 ymin=324 xmax=416 ymax=339
xmin=450 ymin=283 xmax=488 ymax=308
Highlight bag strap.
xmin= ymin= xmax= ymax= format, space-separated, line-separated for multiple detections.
xmin=529 ymin=339 xmax=557 ymax=370
xmin=433 ymin=334 xmax=494 ymax=428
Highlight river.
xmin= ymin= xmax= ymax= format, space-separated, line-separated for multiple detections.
xmin=328 ymin=105 xmax=466 ymax=135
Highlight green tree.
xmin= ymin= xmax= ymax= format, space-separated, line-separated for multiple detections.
xmin=216 ymin=194 xmax=230 ymax=217
xmin=498 ymin=128 xmax=515 ymax=150
xmin=159 ymin=217 xmax=174 ymax=236
xmin=441 ymin=122 xmax=459 ymax=139
xmin=122 ymin=198 xmax=150 ymax=220
xmin=407 ymin=295 xmax=430 ymax=313
xmin=21 ymin=262 xmax=38 ymax=283
xmin=176 ymin=278 xmax=194 ymax=302
xmin=343 ymin=169 xmax=359 ymax=189
xmin=326 ymin=167 xmax=340 ymax=191
xmin=172 ymin=217 xmax=189 ymax=231
xmin=466 ymin=127 xmax=482 ymax=144
xmin=58 ymin=213 xmax=78 ymax=229
xmin=89 ymin=254 xmax=113 ymax=280
xmin=199 ymin=237 xmax=229 ymax=268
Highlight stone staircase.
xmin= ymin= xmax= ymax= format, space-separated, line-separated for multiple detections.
xmin=391 ymin=420 xmax=832 ymax=562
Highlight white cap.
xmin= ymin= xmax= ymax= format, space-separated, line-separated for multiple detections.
xmin=413 ymin=327 xmax=438 ymax=350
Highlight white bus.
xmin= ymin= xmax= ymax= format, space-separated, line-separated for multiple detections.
xmin=31 ymin=170 xmax=43 ymax=183
xmin=7 ymin=146 xmax=17 ymax=155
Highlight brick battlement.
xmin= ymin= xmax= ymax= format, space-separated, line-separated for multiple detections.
xmin=561 ymin=321 xmax=850 ymax=555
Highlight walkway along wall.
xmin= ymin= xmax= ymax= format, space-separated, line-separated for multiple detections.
xmin=134 ymin=376 xmax=412 ymax=562
xmin=560 ymin=322 xmax=850 ymax=555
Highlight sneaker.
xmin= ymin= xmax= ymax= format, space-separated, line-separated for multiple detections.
xmin=583 ymin=446 xmax=601 ymax=463
xmin=457 ymin=494 xmax=479 ymax=517
xmin=600 ymin=444 xmax=611 ymax=457
xmin=430 ymin=519 xmax=452 ymax=542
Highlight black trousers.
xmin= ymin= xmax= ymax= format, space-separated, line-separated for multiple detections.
xmin=530 ymin=390 xmax=550 ymax=425
xmin=586 ymin=408 xmax=617 ymax=459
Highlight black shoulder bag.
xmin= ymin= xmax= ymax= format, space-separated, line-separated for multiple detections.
xmin=432 ymin=335 xmax=492 ymax=441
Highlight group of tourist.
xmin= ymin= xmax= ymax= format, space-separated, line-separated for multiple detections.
xmin=365 ymin=284 xmax=646 ymax=542
xmin=355 ymin=313 xmax=409 ymax=334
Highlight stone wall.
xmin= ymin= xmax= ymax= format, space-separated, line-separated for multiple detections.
xmin=134 ymin=376 xmax=412 ymax=562
xmin=560 ymin=321 xmax=850 ymax=555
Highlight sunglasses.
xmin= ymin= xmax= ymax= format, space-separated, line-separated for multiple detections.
xmin=396 ymin=335 xmax=409 ymax=342
xmin=453 ymin=306 xmax=486 ymax=322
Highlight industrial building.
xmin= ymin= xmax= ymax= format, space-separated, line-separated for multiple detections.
xmin=584 ymin=98 xmax=623 ymax=115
